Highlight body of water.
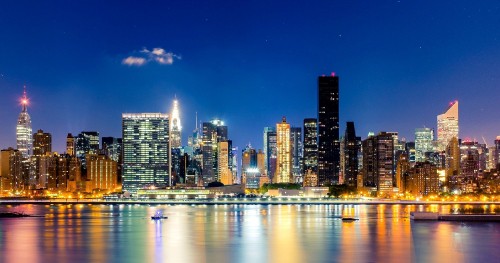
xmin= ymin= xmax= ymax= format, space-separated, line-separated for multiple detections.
xmin=0 ymin=204 xmax=498 ymax=263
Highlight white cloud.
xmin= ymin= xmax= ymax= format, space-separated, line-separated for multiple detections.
xmin=122 ymin=47 xmax=181 ymax=66
xmin=122 ymin=56 xmax=147 ymax=66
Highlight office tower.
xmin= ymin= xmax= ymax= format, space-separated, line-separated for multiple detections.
xmin=87 ymin=154 xmax=118 ymax=192
xmin=66 ymin=133 xmax=75 ymax=156
xmin=0 ymin=148 xmax=23 ymax=193
xmin=276 ymin=117 xmax=292 ymax=183
xmin=170 ymin=98 xmax=182 ymax=149
xmin=264 ymin=127 xmax=277 ymax=181
xmin=303 ymin=118 xmax=318 ymax=176
xmin=362 ymin=132 xmax=395 ymax=193
xmin=257 ymin=149 xmax=266 ymax=176
xmin=217 ymin=141 xmax=232 ymax=185
xmin=415 ymin=128 xmax=434 ymax=162
xmin=75 ymin=131 xmax=100 ymax=175
xmin=290 ymin=127 xmax=303 ymax=182
xmin=494 ymin=136 xmax=500 ymax=170
xmin=445 ymin=137 xmax=460 ymax=178
xmin=202 ymin=119 xmax=228 ymax=184
xmin=437 ymin=101 xmax=459 ymax=151
xmin=405 ymin=142 xmax=416 ymax=163
xmin=318 ymin=74 xmax=340 ymax=185
xmin=122 ymin=113 xmax=170 ymax=194
xmin=344 ymin=122 xmax=361 ymax=187
xmin=33 ymin=130 xmax=52 ymax=156
xmin=407 ymin=162 xmax=440 ymax=196
xmin=16 ymin=88 xmax=33 ymax=158
xmin=101 ymin=137 xmax=122 ymax=162
xmin=395 ymin=153 xmax=410 ymax=193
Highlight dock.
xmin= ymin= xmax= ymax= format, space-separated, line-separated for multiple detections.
xmin=411 ymin=212 xmax=500 ymax=222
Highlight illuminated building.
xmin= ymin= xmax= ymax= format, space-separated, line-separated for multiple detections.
xmin=407 ymin=162 xmax=440 ymax=196
xmin=395 ymin=153 xmax=410 ymax=193
xmin=318 ymin=74 xmax=340 ymax=185
xmin=362 ymin=132 xmax=395 ymax=194
xmin=437 ymin=101 xmax=459 ymax=151
xmin=291 ymin=127 xmax=303 ymax=182
xmin=302 ymin=118 xmax=318 ymax=176
xmin=276 ymin=117 xmax=292 ymax=183
xmin=170 ymin=98 xmax=182 ymax=149
xmin=122 ymin=113 xmax=170 ymax=194
xmin=263 ymin=127 xmax=277 ymax=181
xmin=202 ymin=119 xmax=228 ymax=184
xmin=257 ymin=149 xmax=266 ymax=176
xmin=344 ymin=122 xmax=361 ymax=187
xmin=218 ymin=140 xmax=233 ymax=185
xmin=66 ymin=133 xmax=75 ymax=156
xmin=241 ymin=145 xmax=257 ymax=186
xmin=75 ymin=131 xmax=100 ymax=175
xmin=87 ymin=154 xmax=118 ymax=192
xmin=303 ymin=169 xmax=318 ymax=187
xmin=102 ymin=137 xmax=122 ymax=162
xmin=445 ymin=137 xmax=460 ymax=178
xmin=16 ymin=87 xmax=33 ymax=158
xmin=0 ymin=148 xmax=22 ymax=194
xmin=415 ymin=128 xmax=434 ymax=162
xmin=33 ymin=130 xmax=52 ymax=156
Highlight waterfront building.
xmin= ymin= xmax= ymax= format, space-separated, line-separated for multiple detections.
xmin=122 ymin=113 xmax=170 ymax=194
xmin=263 ymin=127 xmax=277 ymax=182
xmin=395 ymin=153 xmax=410 ymax=194
xmin=16 ymin=88 xmax=33 ymax=158
xmin=303 ymin=118 xmax=318 ymax=176
xmin=318 ymin=74 xmax=340 ymax=185
xmin=33 ymin=130 xmax=52 ymax=156
xmin=0 ymin=148 xmax=22 ymax=194
xmin=257 ymin=149 xmax=266 ymax=176
xmin=290 ymin=127 xmax=303 ymax=182
xmin=101 ymin=137 xmax=122 ymax=163
xmin=437 ymin=101 xmax=459 ymax=152
xmin=415 ymin=128 xmax=434 ymax=162
xmin=445 ymin=137 xmax=460 ymax=178
xmin=407 ymin=162 xmax=440 ymax=196
xmin=218 ymin=141 xmax=233 ymax=185
xmin=344 ymin=122 xmax=361 ymax=187
xmin=87 ymin=154 xmax=118 ymax=192
xmin=66 ymin=133 xmax=75 ymax=156
xmin=202 ymin=119 xmax=228 ymax=184
xmin=241 ymin=145 xmax=257 ymax=185
xmin=75 ymin=131 xmax=100 ymax=176
xmin=276 ymin=117 xmax=292 ymax=183
xmin=362 ymin=132 xmax=395 ymax=194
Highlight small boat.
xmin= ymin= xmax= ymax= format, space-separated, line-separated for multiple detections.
xmin=151 ymin=211 xmax=168 ymax=220
xmin=341 ymin=217 xmax=359 ymax=221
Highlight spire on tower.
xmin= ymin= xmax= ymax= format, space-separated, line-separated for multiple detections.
xmin=21 ymin=85 xmax=28 ymax=112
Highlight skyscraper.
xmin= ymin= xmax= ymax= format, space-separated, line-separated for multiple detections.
xmin=276 ymin=117 xmax=291 ymax=183
xmin=122 ymin=113 xmax=170 ymax=194
xmin=16 ymin=88 xmax=33 ymax=158
xmin=66 ymin=133 xmax=75 ymax=156
xmin=318 ymin=74 xmax=340 ymax=185
xmin=362 ymin=132 xmax=395 ymax=194
xmin=290 ymin=127 xmax=303 ymax=181
xmin=303 ymin=118 xmax=318 ymax=176
xmin=218 ymin=140 xmax=233 ymax=185
xmin=33 ymin=129 xmax=52 ymax=156
xmin=344 ymin=122 xmax=361 ymax=187
xmin=437 ymin=101 xmax=459 ymax=151
xmin=264 ymin=127 xmax=277 ymax=181
xmin=415 ymin=128 xmax=434 ymax=162
xmin=201 ymin=119 xmax=228 ymax=184
xmin=75 ymin=131 xmax=100 ymax=175
xmin=170 ymin=98 xmax=182 ymax=149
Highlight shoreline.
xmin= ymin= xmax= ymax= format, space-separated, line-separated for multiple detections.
xmin=1 ymin=199 xmax=499 ymax=205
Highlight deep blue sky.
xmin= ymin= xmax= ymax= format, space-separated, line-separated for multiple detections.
xmin=1 ymin=1 xmax=500 ymax=152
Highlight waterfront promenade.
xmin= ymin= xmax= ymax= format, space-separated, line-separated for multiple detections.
xmin=1 ymin=198 xmax=499 ymax=206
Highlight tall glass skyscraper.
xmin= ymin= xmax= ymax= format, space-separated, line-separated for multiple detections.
xmin=170 ymin=98 xmax=182 ymax=149
xmin=263 ymin=127 xmax=277 ymax=181
xmin=415 ymin=128 xmax=434 ymax=162
xmin=122 ymin=113 xmax=170 ymax=194
xmin=16 ymin=88 xmax=33 ymax=158
xmin=437 ymin=101 xmax=459 ymax=151
xmin=318 ymin=74 xmax=340 ymax=185
xmin=276 ymin=117 xmax=291 ymax=183
xmin=303 ymin=118 xmax=318 ymax=175
xmin=344 ymin=122 xmax=361 ymax=187
xmin=290 ymin=127 xmax=303 ymax=181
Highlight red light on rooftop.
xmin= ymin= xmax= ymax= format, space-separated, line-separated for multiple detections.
xmin=331 ymin=72 xmax=336 ymax=77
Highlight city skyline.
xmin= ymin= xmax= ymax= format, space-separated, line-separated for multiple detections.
xmin=1 ymin=1 xmax=500 ymax=153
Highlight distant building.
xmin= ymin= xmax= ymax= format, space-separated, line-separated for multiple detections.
xmin=202 ymin=119 xmax=228 ymax=184
xmin=66 ymin=133 xmax=75 ymax=156
xmin=75 ymin=131 xmax=100 ymax=175
xmin=407 ymin=162 xmax=440 ymax=196
xmin=170 ymin=98 xmax=182 ymax=149
xmin=16 ymin=88 xmax=33 ymax=158
xmin=437 ymin=101 xmax=459 ymax=151
xmin=303 ymin=118 xmax=318 ymax=176
xmin=344 ymin=122 xmax=361 ymax=187
xmin=33 ymin=129 xmax=52 ymax=156
xmin=415 ymin=128 xmax=434 ymax=162
xmin=87 ymin=154 xmax=118 ymax=192
xmin=0 ymin=148 xmax=23 ymax=194
xmin=290 ymin=127 xmax=303 ymax=182
xmin=317 ymin=74 xmax=340 ymax=185
xmin=395 ymin=153 xmax=410 ymax=193
xmin=263 ymin=127 xmax=277 ymax=182
xmin=276 ymin=117 xmax=292 ymax=183
xmin=218 ymin=141 xmax=233 ymax=185
xmin=122 ymin=113 xmax=170 ymax=194
xmin=362 ymin=132 xmax=395 ymax=194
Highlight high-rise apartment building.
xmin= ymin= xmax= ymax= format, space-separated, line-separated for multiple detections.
xmin=318 ymin=74 xmax=340 ymax=185
xmin=290 ymin=127 xmax=303 ymax=181
xmin=75 ymin=131 xmax=100 ymax=175
xmin=415 ymin=128 xmax=434 ymax=162
xmin=33 ymin=129 xmax=52 ymax=156
xmin=276 ymin=117 xmax=292 ymax=183
xmin=122 ymin=113 xmax=170 ymax=194
xmin=87 ymin=154 xmax=118 ymax=192
xmin=344 ymin=122 xmax=361 ymax=187
xmin=66 ymin=133 xmax=75 ymax=156
xmin=437 ymin=101 xmax=459 ymax=151
xmin=202 ymin=119 xmax=228 ymax=184
xmin=218 ymin=141 xmax=232 ymax=185
xmin=303 ymin=118 xmax=318 ymax=176
xmin=264 ymin=127 xmax=277 ymax=182
xmin=407 ymin=162 xmax=440 ymax=196
xmin=362 ymin=132 xmax=395 ymax=193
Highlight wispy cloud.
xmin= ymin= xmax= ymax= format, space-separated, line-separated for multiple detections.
xmin=122 ymin=47 xmax=181 ymax=66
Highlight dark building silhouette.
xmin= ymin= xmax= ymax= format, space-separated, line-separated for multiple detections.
xmin=33 ymin=129 xmax=52 ymax=156
xmin=317 ymin=74 xmax=340 ymax=185
xmin=344 ymin=122 xmax=361 ymax=187
xmin=303 ymin=118 xmax=318 ymax=175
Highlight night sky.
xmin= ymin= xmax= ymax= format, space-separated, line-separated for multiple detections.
xmin=1 ymin=1 xmax=500 ymax=153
